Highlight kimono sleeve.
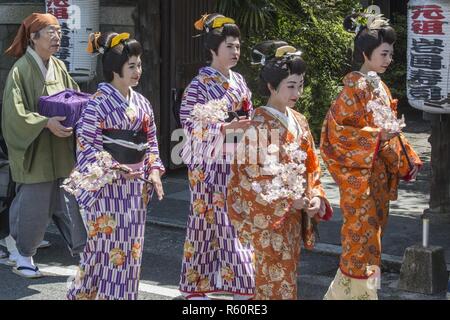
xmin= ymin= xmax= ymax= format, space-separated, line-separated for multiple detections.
xmin=302 ymin=121 xmax=333 ymax=221
xmin=179 ymin=78 xmax=223 ymax=182
xmin=321 ymin=84 xmax=381 ymax=171
xmin=375 ymin=84 xmax=423 ymax=181
xmin=377 ymin=133 xmax=423 ymax=180
xmin=143 ymin=101 xmax=165 ymax=179
xmin=74 ymin=101 xmax=117 ymax=209
xmin=1 ymin=67 xmax=48 ymax=158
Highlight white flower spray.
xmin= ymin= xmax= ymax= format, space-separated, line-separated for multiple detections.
xmin=62 ymin=151 xmax=118 ymax=196
xmin=62 ymin=151 xmax=152 ymax=196
xmin=364 ymin=71 xmax=405 ymax=133
xmin=188 ymin=98 xmax=229 ymax=125
xmin=251 ymin=142 xmax=307 ymax=203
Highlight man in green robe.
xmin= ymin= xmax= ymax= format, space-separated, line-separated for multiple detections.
xmin=1 ymin=13 xmax=87 ymax=278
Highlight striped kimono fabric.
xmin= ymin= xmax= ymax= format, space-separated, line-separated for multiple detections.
xmin=67 ymin=83 xmax=164 ymax=300
xmin=178 ymin=67 xmax=255 ymax=296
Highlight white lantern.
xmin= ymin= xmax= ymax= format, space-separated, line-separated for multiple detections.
xmin=407 ymin=0 xmax=450 ymax=113
xmin=46 ymin=0 xmax=99 ymax=83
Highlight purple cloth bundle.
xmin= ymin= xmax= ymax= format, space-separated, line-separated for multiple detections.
xmin=38 ymin=89 xmax=91 ymax=128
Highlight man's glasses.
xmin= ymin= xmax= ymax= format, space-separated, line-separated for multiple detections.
xmin=46 ymin=29 xmax=62 ymax=39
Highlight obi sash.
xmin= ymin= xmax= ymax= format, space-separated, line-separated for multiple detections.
xmin=102 ymin=129 xmax=147 ymax=164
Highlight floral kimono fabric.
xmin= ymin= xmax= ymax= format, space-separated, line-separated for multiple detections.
xmin=228 ymin=106 xmax=332 ymax=300
xmin=320 ymin=72 xmax=422 ymax=299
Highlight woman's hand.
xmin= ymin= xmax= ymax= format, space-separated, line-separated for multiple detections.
xmin=118 ymin=165 xmax=143 ymax=180
xmin=305 ymin=197 xmax=323 ymax=218
xmin=149 ymin=169 xmax=164 ymax=201
xmin=380 ymin=129 xmax=399 ymax=141
xmin=220 ymin=117 xmax=258 ymax=134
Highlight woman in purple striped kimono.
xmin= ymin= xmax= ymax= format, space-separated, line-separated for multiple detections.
xmin=179 ymin=14 xmax=255 ymax=300
xmin=67 ymin=32 xmax=164 ymax=300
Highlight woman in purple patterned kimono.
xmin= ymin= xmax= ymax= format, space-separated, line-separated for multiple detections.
xmin=67 ymin=32 xmax=164 ymax=300
xmin=179 ymin=14 xmax=255 ymax=300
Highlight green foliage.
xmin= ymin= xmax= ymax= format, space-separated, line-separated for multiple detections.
xmin=218 ymin=0 xmax=361 ymax=139
xmin=216 ymin=0 xmax=276 ymax=35
xmin=216 ymin=1 xmax=408 ymax=137
xmin=260 ymin=16 xmax=356 ymax=139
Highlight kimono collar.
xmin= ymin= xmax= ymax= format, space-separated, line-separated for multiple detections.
xmin=26 ymin=46 xmax=56 ymax=82
xmin=121 ymin=87 xmax=134 ymax=105
xmin=260 ymin=105 xmax=303 ymax=140
xmin=199 ymin=66 xmax=237 ymax=84
xmin=98 ymin=82 xmax=135 ymax=110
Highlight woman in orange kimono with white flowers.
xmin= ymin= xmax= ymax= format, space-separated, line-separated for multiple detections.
xmin=227 ymin=41 xmax=332 ymax=300
xmin=320 ymin=13 xmax=422 ymax=300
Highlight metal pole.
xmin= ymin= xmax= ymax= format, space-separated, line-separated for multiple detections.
xmin=422 ymin=210 xmax=430 ymax=248
xmin=422 ymin=218 xmax=429 ymax=248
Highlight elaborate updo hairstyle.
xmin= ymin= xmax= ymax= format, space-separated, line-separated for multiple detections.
xmin=86 ymin=32 xmax=143 ymax=82
xmin=194 ymin=13 xmax=241 ymax=62
xmin=344 ymin=13 xmax=397 ymax=65
xmin=252 ymin=40 xmax=307 ymax=97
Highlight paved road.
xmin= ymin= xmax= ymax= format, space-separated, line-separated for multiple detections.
xmin=1 ymin=110 xmax=448 ymax=300
xmin=0 ymin=223 xmax=445 ymax=300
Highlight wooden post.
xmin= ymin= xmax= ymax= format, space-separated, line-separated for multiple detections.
xmin=132 ymin=0 xmax=172 ymax=166
xmin=159 ymin=0 xmax=172 ymax=167
xmin=429 ymin=114 xmax=450 ymax=219
xmin=133 ymin=1 xmax=161 ymax=133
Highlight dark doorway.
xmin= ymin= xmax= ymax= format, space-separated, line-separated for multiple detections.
xmin=391 ymin=0 xmax=407 ymax=16
xmin=160 ymin=0 xmax=217 ymax=170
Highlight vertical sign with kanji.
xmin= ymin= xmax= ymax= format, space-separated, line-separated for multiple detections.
xmin=46 ymin=0 xmax=98 ymax=82
xmin=46 ymin=0 xmax=73 ymax=71
xmin=407 ymin=0 xmax=450 ymax=113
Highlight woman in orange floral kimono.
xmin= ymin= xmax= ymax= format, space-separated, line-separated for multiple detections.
xmin=320 ymin=14 xmax=422 ymax=299
xmin=227 ymin=41 xmax=332 ymax=300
